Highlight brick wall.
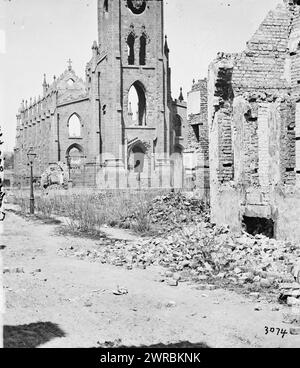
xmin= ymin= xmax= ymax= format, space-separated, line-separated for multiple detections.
xmin=208 ymin=1 xmax=300 ymax=241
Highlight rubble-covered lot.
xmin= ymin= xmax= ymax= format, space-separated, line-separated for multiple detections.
xmin=4 ymin=191 xmax=300 ymax=346
xmin=3 ymin=210 xmax=300 ymax=348
xmin=57 ymin=192 xmax=300 ymax=338
xmin=59 ymin=193 xmax=300 ymax=299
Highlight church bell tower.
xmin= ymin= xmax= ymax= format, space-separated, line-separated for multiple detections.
xmin=96 ymin=0 xmax=171 ymax=186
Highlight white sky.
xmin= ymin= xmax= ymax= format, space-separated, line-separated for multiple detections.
xmin=0 ymin=0 xmax=280 ymax=151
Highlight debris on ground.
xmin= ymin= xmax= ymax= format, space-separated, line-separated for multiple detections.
xmin=57 ymin=193 xmax=300 ymax=303
xmin=3 ymin=267 xmax=25 ymax=274
xmin=119 ymin=192 xmax=209 ymax=233
xmin=165 ymin=301 xmax=177 ymax=308
xmin=113 ymin=286 xmax=128 ymax=296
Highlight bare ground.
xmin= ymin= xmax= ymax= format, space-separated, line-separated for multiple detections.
xmin=2 ymin=211 xmax=300 ymax=348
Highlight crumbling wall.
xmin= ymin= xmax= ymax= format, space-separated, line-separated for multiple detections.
xmin=208 ymin=1 xmax=300 ymax=241
xmin=275 ymin=187 xmax=300 ymax=241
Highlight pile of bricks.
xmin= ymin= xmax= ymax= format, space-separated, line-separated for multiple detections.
xmin=59 ymin=219 xmax=300 ymax=297
xmin=119 ymin=192 xmax=209 ymax=233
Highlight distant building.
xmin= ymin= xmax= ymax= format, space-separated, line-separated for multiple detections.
xmin=185 ymin=79 xmax=209 ymax=200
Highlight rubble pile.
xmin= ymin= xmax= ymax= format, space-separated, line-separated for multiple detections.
xmin=59 ymin=221 xmax=300 ymax=293
xmin=119 ymin=192 xmax=209 ymax=232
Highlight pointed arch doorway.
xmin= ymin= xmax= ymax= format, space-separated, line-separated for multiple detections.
xmin=66 ymin=144 xmax=85 ymax=187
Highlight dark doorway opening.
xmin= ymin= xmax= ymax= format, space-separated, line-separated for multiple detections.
xmin=242 ymin=216 xmax=275 ymax=238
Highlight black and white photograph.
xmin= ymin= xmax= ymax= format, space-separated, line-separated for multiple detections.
xmin=1 ymin=0 xmax=300 ymax=353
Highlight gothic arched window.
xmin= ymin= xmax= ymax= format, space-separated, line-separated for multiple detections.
xmin=104 ymin=0 xmax=108 ymax=12
xmin=128 ymin=82 xmax=146 ymax=126
xmin=67 ymin=78 xmax=75 ymax=87
xmin=173 ymin=115 xmax=182 ymax=137
xmin=139 ymin=33 xmax=147 ymax=65
xmin=127 ymin=32 xmax=135 ymax=65
xmin=68 ymin=114 xmax=81 ymax=138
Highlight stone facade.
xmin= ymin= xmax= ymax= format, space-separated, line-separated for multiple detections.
xmin=14 ymin=0 xmax=187 ymax=189
xmin=208 ymin=0 xmax=300 ymax=242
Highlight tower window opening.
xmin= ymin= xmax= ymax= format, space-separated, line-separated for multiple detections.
xmin=128 ymin=82 xmax=146 ymax=126
xmin=104 ymin=0 xmax=108 ymax=12
xmin=139 ymin=33 xmax=147 ymax=65
xmin=127 ymin=33 xmax=135 ymax=65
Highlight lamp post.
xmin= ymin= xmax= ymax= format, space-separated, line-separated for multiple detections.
xmin=27 ymin=148 xmax=37 ymax=214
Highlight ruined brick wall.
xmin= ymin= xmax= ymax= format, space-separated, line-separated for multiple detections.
xmin=208 ymin=1 xmax=300 ymax=241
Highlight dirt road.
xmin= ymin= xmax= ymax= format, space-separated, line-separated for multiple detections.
xmin=2 ymin=211 xmax=300 ymax=348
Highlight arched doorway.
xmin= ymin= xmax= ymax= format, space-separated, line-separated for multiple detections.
xmin=128 ymin=143 xmax=146 ymax=173
xmin=128 ymin=142 xmax=148 ymax=188
xmin=66 ymin=144 xmax=84 ymax=187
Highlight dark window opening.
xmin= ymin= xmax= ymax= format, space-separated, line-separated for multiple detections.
xmin=139 ymin=34 xmax=147 ymax=65
xmin=243 ymin=216 xmax=274 ymax=239
xmin=104 ymin=0 xmax=108 ymax=12
xmin=192 ymin=125 xmax=200 ymax=142
xmin=215 ymin=67 xmax=234 ymax=101
xmin=173 ymin=115 xmax=182 ymax=137
xmin=223 ymin=163 xmax=232 ymax=168
xmin=286 ymin=167 xmax=295 ymax=172
xmin=127 ymin=33 xmax=135 ymax=65
xmin=288 ymin=123 xmax=295 ymax=131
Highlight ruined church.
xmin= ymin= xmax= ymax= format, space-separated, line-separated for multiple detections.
xmin=14 ymin=0 xmax=187 ymax=189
